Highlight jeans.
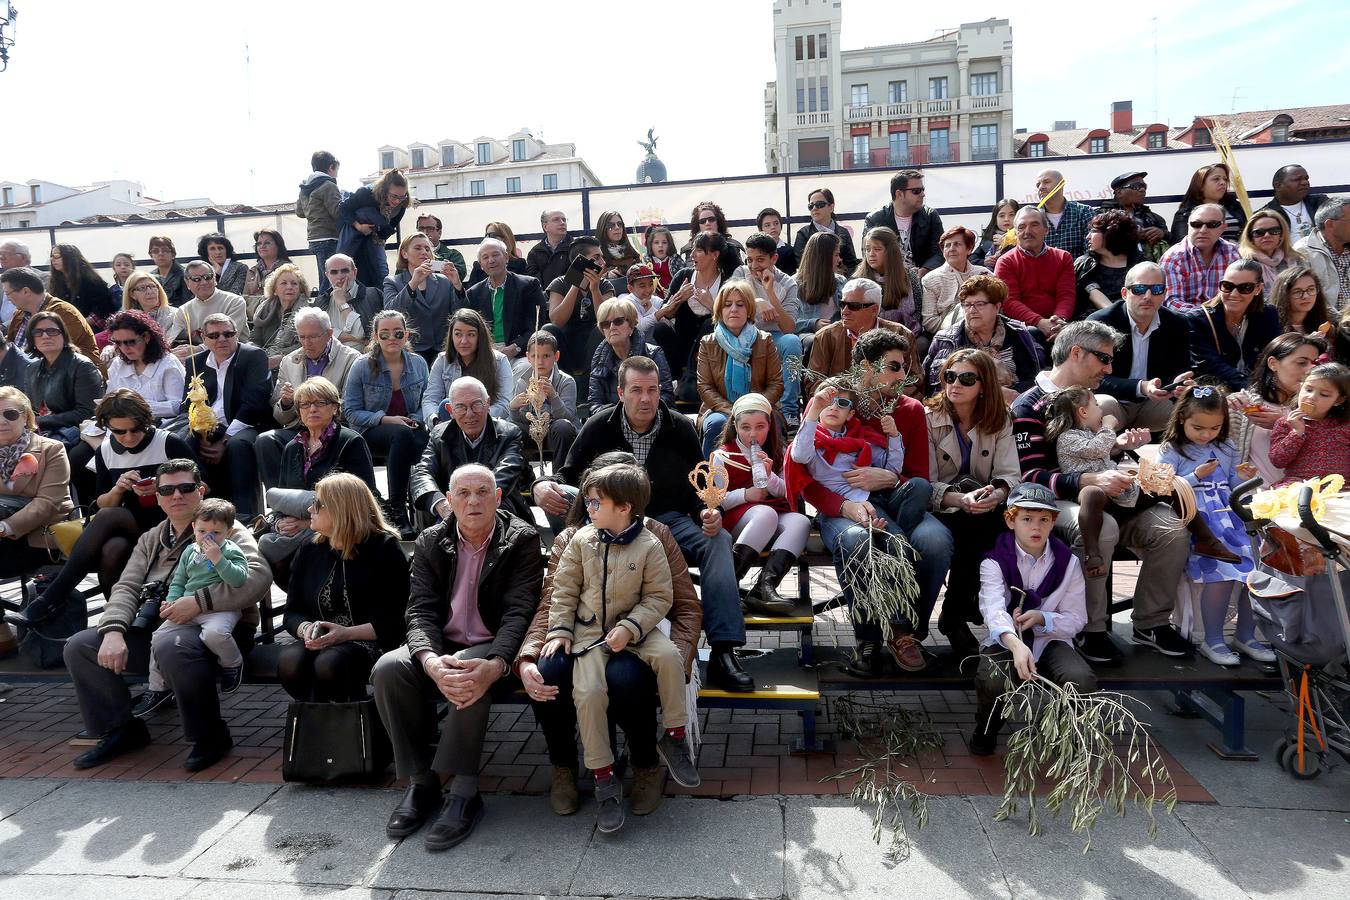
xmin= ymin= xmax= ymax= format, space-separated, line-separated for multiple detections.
xmin=701 ymin=413 xmax=729 ymax=459
xmin=533 ymin=649 xmax=659 ymax=771
xmin=652 ymin=509 xmax=746 ymax=645
xmin=310 ymin=239 xmax=338 ymax=293
xmin=769 ymin=330 xmax=803 ymax=420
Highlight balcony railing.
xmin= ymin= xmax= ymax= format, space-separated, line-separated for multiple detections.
xmin=970 ymin=148 xmax=999 ymax=161
xmin=924 ymin=99 xmax=953 ymax=114
xmin=843 ymin=149 xmax=918 ymax=170
xmin=793 ymin=111 xmax=832 ymax=127
xmin=969 ymin=93 xmax=1004 ymax=111
xmin=845 ymin=101 xmax=916 ymax=122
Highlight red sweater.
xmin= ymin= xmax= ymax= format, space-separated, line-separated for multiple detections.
xmin=993 ymin=246 xmax=1075 ymax=326
xmin=802 ymin=394 xmax=929 ymax=518
xmin=1269 ymin=415 xmax=1350 ymax=487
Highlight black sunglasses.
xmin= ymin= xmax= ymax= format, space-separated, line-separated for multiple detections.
xmin=698 ymin=215 xmax=718 ymax=225
xmin=943 ymin=370 xmax=980 ymax=386
xmin=0 ymin=409 xmax=23 ymax=421
xmin=1219 ymin=280 xmax=1260 ymax=295
xmin=108 ymin=425 xmax=146 ymax=436
xmin=839 ymin=301 xmax=875 ymax=312
xmin=203 ymin=330 xmax=236 ymax=340
xmin=878 ymin=361 xmax=905 ymax=373
xmin=110 ymin=336 xmax=143 ymax=347
xmin=1084 ymin=348 xmax=1114 ymax=366
xmin=155 ymin=482 xmax=200 ymax=496
xmin=1250 ymin=226 xmax=1283 ymax=239
xmin=1127 ymin=283 xmax=1166 ymax=296
xmin=377 ymin=330 xmax=406 ymax=340
xmin=807 ymin=200 xmax=830 ymax=211
xmin=1189 ymin=220 xmax=1223 ymax=230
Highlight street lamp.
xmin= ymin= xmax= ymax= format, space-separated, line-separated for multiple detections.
xmin=0 ymin=3 xmax=16 ymax=73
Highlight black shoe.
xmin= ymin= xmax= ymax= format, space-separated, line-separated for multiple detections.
xmin=969 ymin=713 xmax=1001 ymax=757
xmin=743 ymin=549 xmax=798 ymax=615
xmin=845 ymin=641 xmax=885 ymax=679
xmin=219 ymin=665 xmax=243 ymax=694
xmin=183 ymin=726 xmax=233 ymax=772
xmin=386 ymin=782 xmax=443 ymax=838
xmin=1132 ymin=624 xmax=1193 ymax=658
xmin=706 ymin=645 xmax=754 ymax=693
xmin=5 ymin=596 xmax=61 ymax=628
xmin=1076 ymin=631 xmax=1124 ymax=667
xmin=424 ymin=792 xmax=484 ymax=851
xmin=941 ymin=623 xmax=982 ymax=664
xmin=72 ymin=718 xmax=150 ymax=770
xmin=131 ymin=689 xmax=175 ymax=719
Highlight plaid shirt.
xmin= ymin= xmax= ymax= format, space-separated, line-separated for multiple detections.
xmin=1045 ymin=201 xmax=1096 ymax=260
xmin=620 ymin=408 xmax=662 ymax=468
xmin=1160 ymin=238 xmax=1239 ymax=313
xmin=1331 ymin=249 xmax=1350 ymax=300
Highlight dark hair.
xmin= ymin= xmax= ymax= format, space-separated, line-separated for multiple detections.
xmin=568 ymin=236 xmax=602 ymax=261
xmin=744 ymin=231 xmax=777 ymax=257
xmin=852 ymin=327 xmax=910 ymax=366
xmin=1181 ymin=163 xmax=1232 ymax=208
xmin=796 ymin=231 xmax=841 ymax=305
xmin=311 ymin=150 xmax=339 ymax=172
xmin=1089 ymin=209 xmax=1139 ymax=258
xmin=1248 ymin=332 xmax=1326 ymax=403
xmin=195 ymin=498 xmax=236 ymax=527
xmin=756 ymin=208 xmax=782 ymax=230
xmin=0 ymin=266 xmax=43 ymax=295
xmin=366 ymin=310 xmax=415 ymax=374
xmin=855 ymin=226 xmax=911 ymax=308
xmin=156 ymin=458 xmax=201 ymax=485
xmin=888 ymin=170 xmax=923 ymax=201
xmin=252 ymin=227 xmax=291 ymax=262
xmin=104 ymin=309 xmax=169 ymax=364
xmin=147 ymin=235 xmax=176 ymax=255
xmin=1203 ymin=259 xmax=1266 ymax=322
xmin=690 ymin=231 xmax=726 ymax=258
xmin=526 ymin=330 xmax=558 ymax=352
xmin=924 ymin=348 xmax=1010 ymax=435
xmin=582 ymin=463 xmax=651 ymax=519
xmin=24 ymin=311 xmax=69 ymax=356
xmin=95 ymin=387 xmax=154 ymax=431
xmin=416 ymin=213 xmax=443 ymax=230
xmin=595 ymin=211 xmax=637 ymax=268
xmin=1272 ymin=265 xmax=1330 ymax=335
xmin=444 ymin=308 xmax=500 ymax=402
xmin=1305 ymin=362 xmax=1350 ymax=422
xmin=716 ymin=403 xmax=785 ymax=471
xmin=688 ymin=202 xmax=728 ymax=238
xmin=807 ymin=187 xmax=836 ymax=207
xmin=1043 ymin=386 xmax=1097 ymax=448
xmin=196 ymin=232 xmax=236 ymax=262
xmin=617 ymin=355 xmax=659 ymax=390
xmin=981 ymin=199 xmax=1020 ymax=243
xmin=644 ymin=225 xmax=677 ymax=261
xmin=564 ymin=451 xmax=639 ymax=527
xmin=1160 ymin=385 xmax=1232 ymax=457
xmin=48 ymin=244 xmax=103 ymax=304
xmin=1272 ymin=164 xmax=1305 ymax=188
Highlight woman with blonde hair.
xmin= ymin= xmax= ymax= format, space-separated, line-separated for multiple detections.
xmin=252 ymin=263 xmax=312 ymax=368
xmin=587 ymin=297 xmax=675 ymax=408
xmin=121 ymin=270 xmax=179 ymax=337
xmin=383 ymin=232 xmax=455 ymax=367
xmin=278 ymin=472 xmax=409 ymax=702
xmin=696 ymin=281 xmax=784 ymax=456
xmin=0 ymin=386 xmax=73 ymax=580
xmin=1239 ymin=209 xmax=1304 ymax=298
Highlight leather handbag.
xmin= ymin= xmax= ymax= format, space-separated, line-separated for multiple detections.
xmin=281 ymin=697 xmax=391 ymax=783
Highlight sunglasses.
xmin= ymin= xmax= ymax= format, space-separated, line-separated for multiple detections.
xmin=830 ymin=397 xmax=853 ymax=409
xmin=878 ymin=361 xmax=905 ymax=373
xmin=943 ymin=370 xmax=980 ymax=386
xmin=1250 ymin=226 xmax=1283 ymax=239
xmin=30 ymin=327 xmax=63 ymax=338
xmin=698 ymin=216 xmax=718 ymax=225
xmin=0 ymin=409 xmax=23 ymax=422
xmin=107 ymin=425 xmax=146 ymax=436
xmin=1120 ymin=182 xmax=1147 ymax=191
xmin=902 ymin=187 xmax=925 ymax=195
xmin=1084 ymin=348 xmax=1114 ymax=366
xmin=203 ymin=330 xmax=236 ymax=340
xmin=155 ymin=482 xmax=200 ymax=496
xmin=1189 ymin=220 xmax=1223 ymax=230
xmin=839 ymin=301 xmax=875 ymax=312
xmin=377 ymin=330 xmax=406 ymax=340
xmin=598 ymin=318 xmax=627 ymax=330
xmin=1128 ymin=283 xmax=1166 ymax=296
xmin=110 ymin=336 xmax=143 ymax=347
xmin=1219 ymin=281 xmax=1260 ymax=295
xmin=311 ymin=498 xmax=326 ymax=511
xmin=188 ymin=273 xmax=216 ymax=283
xmin=807 ymin=200 xmax=830 ymax=211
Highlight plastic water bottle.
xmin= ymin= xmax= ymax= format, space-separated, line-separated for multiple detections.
xmin=750 ymin=440 xmax=769 ymax=489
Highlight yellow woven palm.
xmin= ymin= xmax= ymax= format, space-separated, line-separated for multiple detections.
xmin=186 ymin=374 xmax=218 ymax=438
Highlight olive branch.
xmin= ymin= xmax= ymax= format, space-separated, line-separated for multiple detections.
xmin=839 ymin=525 xmax=921 ymax=643
xmin=784 ymin=355 xmax=912 ymax=421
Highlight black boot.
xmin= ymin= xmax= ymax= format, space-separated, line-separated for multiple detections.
xmin=743 ymin=549 xmax=797 ymax=615
xmin=706 ymin=642 xmax=754 ymax=692
xmin=6 ymin=583 xmax=69 ymax=628
xmin=731 ymin=543 xmax=760 ymax=584
xmin=969 ymin=706 xmax=1003 ymax=756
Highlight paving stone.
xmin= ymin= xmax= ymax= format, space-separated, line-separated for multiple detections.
xmin=0 ymin=778 xmax=61 ymax=820
xmin=0 ymin=873 xmax=198 ymax=899
xmin=1174 ymin=805 xmax=1350 ymax=898
xmin=185 ymin=884 xmax=392 ymax=899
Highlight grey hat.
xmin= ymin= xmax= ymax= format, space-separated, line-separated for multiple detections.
xmin=1007 ymin=483 xmax=1059 ymax=512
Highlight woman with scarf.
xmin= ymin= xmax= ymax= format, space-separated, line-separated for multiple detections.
xmin=241 ymin=228 xmax=293 ymax=317
xmin=0 ymin=386 xmax=73 ymax=580
xmin=251 ymin=263 xmax=313 ymax=370
xmin=595 ymin=211 xmax=641 ymax=287
xmin=695 ymin=281 xmax=783 ymax=457
xmin=1239 ymin=210 xmax=1305 ymax=300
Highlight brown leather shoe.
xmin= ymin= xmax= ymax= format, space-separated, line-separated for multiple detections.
xmin=886 ymin=632 xmax=927 ymax=672
xmin=1192 ymin=537 xmax=1240 ymax=564
xmin=629 ymin=765 xmax=665 ymax=815
xmin=549 ymin=766 xmax=580 ymax=816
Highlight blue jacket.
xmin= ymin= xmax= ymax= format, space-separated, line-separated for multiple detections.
xmin=342 ymin=349 xmax=430 ymax=433
xmin=337 ymin=187 xmax=406 ymax=288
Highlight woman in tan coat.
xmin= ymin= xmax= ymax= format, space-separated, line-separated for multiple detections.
xmin=0 ymin=386 xmax=74 ymax=577
xmin=924 ymin=348 xmax=1019 ymax=658
xmin=696 ymin=281 xmax=783 ymax=457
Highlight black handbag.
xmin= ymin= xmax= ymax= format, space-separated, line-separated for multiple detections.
xmin=281 ymin=697 xmax=391 ymax=782
xmin=14 ymin=565 xmax=87 ymax=669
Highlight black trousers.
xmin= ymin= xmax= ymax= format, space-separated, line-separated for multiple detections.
xmin=277 ymin=641 xmax=376 ymax=702
xmin=533 ymin=649 xmax=659 ymax=771
xmin=932 ymin=507 xmax=1010 ymax=630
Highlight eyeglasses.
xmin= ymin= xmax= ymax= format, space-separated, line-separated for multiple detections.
xmin=1083 ymin=348 xmax=1114 ymax=366
xmin=840 ymin=301 xmax=875 ymax=312
xmin=830 ymin=397 xmax=853 ymax=409
xmin=297 ymin=400 xmax=334 ymax=410
xmin=1250 ymin=226 xmax=1284 ymax=239
xmin=1189 ymin=220 xmax=1224 ymax=230
xmin=1127 ymin=283 xmax=1166 ymax=296
xmin=698 ymin=216 xmax=718 ymax=225
xmin=387 ymin=193 xmax=409 ymax=203
xmin=878 ymin=361 xmax=905 ymax=374
xmin=1219 ymin=281 xmax=1260 ymax=295
xmin=110 ymin=336 xmax=143 ymax=347
xmin=807 ymin=200 xmax=829 ymax=211
xmin=107 ymin=424 xmax=147 ymax=436
xmin=133 ymin=283 xmax=160 ymax=292
xmin=155 ymin=482 xmax=200 ymax=496
xmin=584 ymin=497 xmax=602 ymax=512
xmin=188 ymin=273 xmax=215 ymax=283
xmin=450 ymin=400 xmax=487 ymax=415
xmin=1120 ymin=182 xmax=1147 ymax=191
xmin=943 ymin=370 xmax=980 ymax=386
xmin=327 ymin=267 xmax=352 ymax=276
xmin=960 ymin=300 xmax=994 ymax=311
xmin=598 ymin=318 xmax=627 ymax=330
xmin=203 ymin=330 xmax=236 ymax=340
xmin=0 ymin=409 xmax=23 ymax=422
xmin=377 ymin=330 xmax=406 ymax=340
xmin=312 ymin=498 xmax=326 ymax=511
xmin=1289 ymin=286 xmax=1319 ymax=299
xmin=902 ymin=187 xmax=925 ymax=195
xmin=30 ymin=327 xmax=62 ymax=338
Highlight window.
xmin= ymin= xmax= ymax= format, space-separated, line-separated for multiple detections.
xmin=888 ymin=81 xmax=907 ymax=103
xmin=410 ymin=148 xmax=425 ymax=169
xmin=380 ymin=151 xmax=395 ymax=170
xmin=1088 ymin=136 xmax=1108 ymax=154
xmin=930 ymin=128 xmax=950 ymax=163
xmin=512 ymin=139 xmax=526 ymax=161
xmin=851 ymin=84 xmax=869 ymax=107
xmin=888 ymin=132 xmax=909 ymax=166
xmin=796 ymin=77 xmax=806 ymax=114
xmin=807 ymin=34 xmax=815 ymax=59
xmin=971 ymin=73 xmax=998 ymax=96
xmin=470 ymin=180 xmax=486 ymax=196
xmin=971 ymin=124 xmax=998 ymax=161
xmin=798 ymin=138 xmax=830 ymax=170
xmin=441 ymin=145 xmax=455 ymax=166
xmin=852 ymin=134 xmax=869 ymax=161
xmin=1271 ymin=124 xmax=1289 ymax=143
xmin=505 ymin=177 xmax=521 ymax=194
xmin=808 ymin=77 xmax=817 ymax=112
xmin=819 ymin=32 xmax=828 ymax=57
xmin=928 ymin=77 xmax=948 ymax=100
xmin=1147 ymin=131 xmax=1165 ymax=150
xmin=542 ymin=173 xmax=558 ymax=191
xmin=819 ymin=76 xmax=829 ymax=110
xmin=1029 ymin=141 xmax=1048 ymax=158
xmin=1 ymin=187 xmax=12 ymax=206
xmin=1192 ymin=127 xmax=1211 ymax=146
xmin=435 ymin=183 xmax=451 ymax=199
xmin=794 ymin=35 xmax=803 ymax=61
xmin=30 ymin=185 xmax=41 ymax=204
xmin=477 ymin=142 xmax=492 ymax=164
xmin=17 ymin=220 xmax=29 ymax=228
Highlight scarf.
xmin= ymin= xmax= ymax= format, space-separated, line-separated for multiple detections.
xmin=0 ymin=428 xmax=33 ymax=486
xmin=714 ymin=322 xmax=758 ymax=401
xmin=294 ymin=418 xmax=339 ymax=478
xmin=1249 ymin=249 xmax=1286 ymax=294
xmin=784 ymin=418 xmax=888 ymax=506
xmin=987 ymin=530 xmax=1073 ymax=650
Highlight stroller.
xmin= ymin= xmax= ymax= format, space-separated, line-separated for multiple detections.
xmin=1230 ymin=477 xmax=1350 ymax=779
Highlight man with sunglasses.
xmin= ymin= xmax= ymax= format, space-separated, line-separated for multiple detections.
xmin=809 ymin=278 xmax=922 ymax=399
xmin=1159 ymin=202 xmax=1240 ymax=313
xmin=174 ymin=313 xmax=272 ymax=519
xmin=62 ymin=458 xmax=274 ymax=772
xmin=172 ymin=260 xmax=249 ymax=358
xmin=313 ymin=253 xmax=383 ymax=347
xmin=1087 ymin=262 xmax=1195 ymax=431
xmin=863 ymin=169 xmax=944 ymax=275
xmin=1099 ymin=172 xmax=1170 ymax=260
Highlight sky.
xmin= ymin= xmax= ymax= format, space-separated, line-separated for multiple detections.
xmin=1 ymin=0 xmax=1344 ymax=207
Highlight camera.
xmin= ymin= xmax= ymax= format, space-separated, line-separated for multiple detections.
xmin=131 ymin=580 xmax=169 ymax=632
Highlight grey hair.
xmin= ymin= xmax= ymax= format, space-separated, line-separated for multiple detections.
xmin=1192 ymin=202 xmax=1226 ymax=221
xmin=325 ymin=252 xmax=355 ymax=271
xmin=0 ymin=240 xmax=31 ymax=259
xmin=841 ymin=277 xmax=882 ymax=306
xmin=1315 ymin=196 xmax=1349 ymax=229
xmin=539 ymin=209 xmax=565 ymax=227
xmin=449 ymin=463 xmax=497 ymax=491
xmin=1123 ymin=261 xmax=1164 ymax=287
xmin=1050 ymin=320 xmax=1123 ymax=366
xmin=1015 ymin=206 xmax=1050 ymax=228
xmin=294 ymin=306 xmax=331 ymax=332
xmin=184 ymin=259 xmax=212 ymax=275
xmin=476 ymin=238 xmax=508 ymax=259
xmin=202 ymin=312 xmax=235 ymax=329
xmin=448 ymin=375 xmax=490 ymax=402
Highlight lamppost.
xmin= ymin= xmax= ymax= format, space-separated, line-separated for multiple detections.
xmin=0 ymin=3 xmax=16 ymax=73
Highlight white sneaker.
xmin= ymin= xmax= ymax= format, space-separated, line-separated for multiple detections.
xmin=1198 ymin=641 xmax=1240 ymax=667
xmin=1233 ymin=638 xmax=1277 ymax=663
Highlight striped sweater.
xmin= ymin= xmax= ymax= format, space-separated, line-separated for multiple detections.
xmin=1011 ymin=381 xmax=1082 ymax=500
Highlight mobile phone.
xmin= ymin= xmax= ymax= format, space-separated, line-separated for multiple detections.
xmin=1160 ymin=377 xmax=1187 ymax=393
xmin=310 ymin=623 xmax=332 ymax=639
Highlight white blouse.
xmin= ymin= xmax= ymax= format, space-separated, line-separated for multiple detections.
xmin=106 ymin=353 xmax=186 ymax=420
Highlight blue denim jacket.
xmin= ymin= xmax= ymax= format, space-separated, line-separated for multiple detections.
xmin=342 ymin=349 xmax=430 ymax=433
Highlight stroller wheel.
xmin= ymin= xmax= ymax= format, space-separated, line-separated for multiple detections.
xmin=1273 ymin=737 xmax=1291 ymax=770
xmin=1280 ymin=743 xmax=1322 ymax=780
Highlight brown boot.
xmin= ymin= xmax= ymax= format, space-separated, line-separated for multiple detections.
xmin=1188 ymin=512 xmax=1241 ymax=563
xmin=629 ymin=765 xmax=665 ymax=815
xmin=549 ymin=766 xmax=580 ymax=816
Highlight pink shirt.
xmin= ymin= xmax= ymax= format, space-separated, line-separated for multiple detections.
xmin=442 ymin=526 xmax=494 ymax=647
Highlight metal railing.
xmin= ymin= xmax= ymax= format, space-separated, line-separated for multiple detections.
xmin=793 ymin=111 xmax=832 ymax=127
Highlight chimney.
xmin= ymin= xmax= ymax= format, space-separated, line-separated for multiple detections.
xmin=1111 ymin=100 xmax=1133 ymax=134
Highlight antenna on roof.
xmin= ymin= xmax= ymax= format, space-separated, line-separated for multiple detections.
xmin=1151 ymin=17 xmax=1159 ymax=123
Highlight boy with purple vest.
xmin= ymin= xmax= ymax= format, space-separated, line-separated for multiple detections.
xmin=970 ymin=483 xmax=1097 ymax=755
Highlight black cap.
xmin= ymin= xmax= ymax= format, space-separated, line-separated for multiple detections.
xmin=1110 ymin=171 xmax=1148 ymax=190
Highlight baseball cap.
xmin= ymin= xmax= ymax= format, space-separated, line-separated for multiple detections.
xmin=1006 ymin=483 xmax=1059 ymax=512
xmin=626 ymin=263 xmax=656 ymax=282
xmin=1110 ymin=171 xmax=1148 ymax=190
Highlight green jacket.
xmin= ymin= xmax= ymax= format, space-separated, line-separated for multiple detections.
xmin=434 ymin=244 xmax=467 ymax=281
xmin=167 ymin=538 xmax=249 ymax=603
